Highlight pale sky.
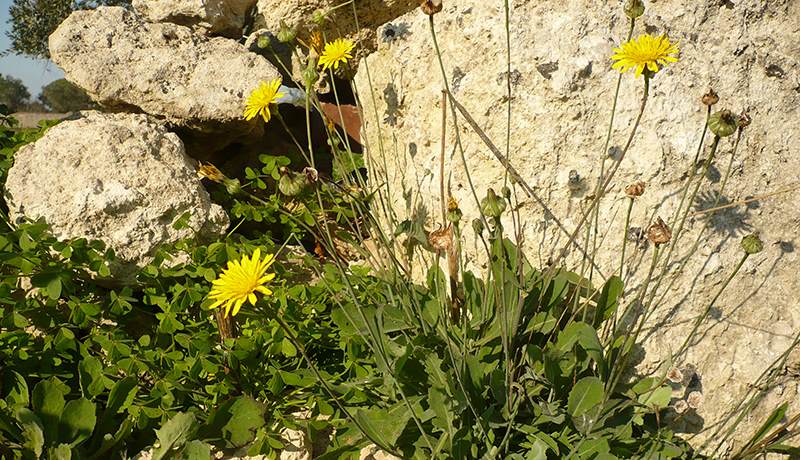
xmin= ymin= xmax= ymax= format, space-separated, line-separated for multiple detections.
xmin=0 ymin=0 xmax=65 ymax=98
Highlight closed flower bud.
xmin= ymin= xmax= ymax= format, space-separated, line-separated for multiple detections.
xmin=708 ymin=109 xmax=738 ymax=138
xmin=741 ymin=233 xmax=763 ymax=255
xmin=302 ymin=60 xmax=320 ymax=89
xmin=501 ymin=186 xmax=512 ymax=200
xmin=472 ymin=218 xmax=484 ymax=236
xmin=646 ymin=217 xmax=672 ymax=246
xmin=701 ymin=88 xmax=719 ymax=107
xmin=256 ymin=34 xmax=271 ymax=50
xmin=420 ymin=0 xmax=443 ymax=15
xmin=311 ymin=9 xmax=328 ymax=25
xmin=224 ymin=178 xmax=242 ymax=195
xmin=623 ymin=0 xmax=645 ymax=19
xmin=197 ymin=163 xmax=226 ymax=183
xmin=625 ymin=180 xmax=646 ymax=198
xmin=277 ymin=20 xmax=297 ymax=43
xmin=481 ymin=188 xmax=507 ymax=219
xmin=738 ymin=111 xmax=752 ymax=129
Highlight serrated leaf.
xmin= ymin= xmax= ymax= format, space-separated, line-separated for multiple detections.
xmin=353 ymin=402 xmax=411 ymax=449
xmin=49 ymin=443 xmax=72 ymax=460
xmin=16 ymin=407 xmax=44 ymax=458
xmin=3 ymin=370 xmax=29 ymax=407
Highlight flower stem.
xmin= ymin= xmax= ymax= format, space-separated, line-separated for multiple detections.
xmin=273 ymin=314 xmax=402 ymax=457
xmin=619 ymin=197 xmax=634 ymax=280
xmin=673 ymin=252 xmax=749 ymax=360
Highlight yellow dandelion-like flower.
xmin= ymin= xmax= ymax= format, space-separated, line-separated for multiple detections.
xmin=207 ymin=248 xmax=276 ymax=317
xmin=197 ymin=163 xmax=226 ymax=183
xmin=244 ymin=78 xmax=284 ymax=124
xmin=318 ymin=38 xmax=355 ymax=71
xmin=611 ymin=34 xmax=679 ymax=78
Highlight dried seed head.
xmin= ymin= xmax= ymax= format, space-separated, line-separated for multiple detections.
xmin=625 ymin=181 xmax=646 ymax=198
xmin=624 ymin=0 xmax=645 ymax=19
xmin=701 ymin=88 xmax=719 ymax=107
xmin=708 ymin=109 xmax=738 ymax=138
xmin=687 ymin=391 xmax=703 ymax=409
xmin=646 ymin=217 xmax=672 ymax=246
xmin=277 ymin=20 xmax=297 ymax=43
xmin=738 ymin=110 xmax=752 ymax=129
xmin=673 ymin=399 xmax=689 ymax=414
xmin=741 ymin=233 xmax=764 ymax=255
xmin=303 ymin=166 xmax=319 ymax=184
xmin=428 ymin=224 xmax=453 ymax=253
xmin=667 ymin=368 xmax=684 ymax=384
xmin=420 ymin=0 xmax=443 ymax=15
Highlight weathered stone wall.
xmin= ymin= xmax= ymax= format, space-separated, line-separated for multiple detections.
xmin=355 ymin=0 xmax=800 ymax=450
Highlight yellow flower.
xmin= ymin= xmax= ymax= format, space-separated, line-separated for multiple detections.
xmin=318 ymin=38 xmax=355 ymax=71
xmin=244 ymin=78 xmax=284 ymax=123
xmin=611 ymin=34 xmax=679 ymax=78
xmin=208 ymin=248 xmax=276 ymax=317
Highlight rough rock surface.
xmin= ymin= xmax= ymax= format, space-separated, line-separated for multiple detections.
xmin=49 ymin=7 xmax=280 ymax=130
xmin=133 ymin=0 xmax=256 ymax=37
xmin=254 ymin=0 xmax=417 ymax=53
xmin=4 ymin=112 xmax=229 ymax=282
xmin=355 ymin=0 xmax=800 ymax=451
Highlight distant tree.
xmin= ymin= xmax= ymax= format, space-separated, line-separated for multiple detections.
xmin=5 ymin=0 xmax=132 ymax=59
xmin=39 ymin=79 xmax=95 ymax=112
xmin=19 ymin=101 xmax=49 ymax=112
xmin=0 ymin=74 xmax=31 ymax=112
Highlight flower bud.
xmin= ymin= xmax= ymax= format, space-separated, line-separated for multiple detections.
xmin=480 ymin=188 xmax=506 ymax=219
xmin=701 ymin=88 xmax=719 ymax=107
xmin=624 ymin=181 xmax=646 ymax=198
xmin=646 ymin=217 xmax=672 ymax=246
xmin=256 ymin=34 xmax=271 ymax=50
xmin=420 ymin=0 xmax=443 ymax=15
xmin=302 ymin=60 xmax=320 ymax=89
xmin=311 ymin=9 xmax=328 ymax=26
xmin=277 ymin=20 xmax=297 ymax=43
xmin=708 ymin=109 xmax=738 ymax=138
xmin=738 ymin=111 xmax=752 ymax=129
xmin=428 ymin=224 xmax=453 ymax=254
xmin=197 ymin=163 xmax=226 ymax=183
xmin=501 ymin=186 xmax=511 ymax=201
xmin=472 ymin=218 xmax=484 ymax=236
xmin=623 ymin=0 xmax=645 ymax=19
xmin=741 ymin=233 xmax=763 ymax=255
xmin=224 ymin=178 xmax=242 ymax=196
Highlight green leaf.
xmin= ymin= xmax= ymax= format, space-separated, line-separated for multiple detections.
xmin=32 ymin=378 xmax=66 ymax=444
xmin=353 ymin=402 xmax=412 ymax=449
xmin=16 ymin=408 xmax=44 ymax=458
xmin=3 ymin=370 xmax=29 ymax=407
xmin=638 ymin=386 xmax=672 ymax=409
xmin=79 ymin=356 xmax=106 ymax=398
xmin=59 ymin=398 xmax=96 ymax=447
xmin=49 ymin=443 xmax=72 ymax=460
xmin=152 ymin=412 xmax=198 ymax=460
xmin=594 ymin=276 xmax=623 ymax=328
xmin=556 ymin=322 xmax=607 ymax=378
xmin=180 ymin=440 xmax=212 ymax=459
xmin=567 ymin=377 xmax=604 ymax=418
xmin=743 ymin=402 xmax=788 ymax=450
xmin=204 ymin=397 xmax=265 ymax=448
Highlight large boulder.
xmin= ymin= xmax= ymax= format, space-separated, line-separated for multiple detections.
xmin=355 ymin=0 xmax=800 ymax=451
xmin=4 ymin=112 xmax=229 ymax=282
xmin=132 ymin=0 xmax=256 ymax=37
xmin=49 ymin=7 xmax=280 ymax=132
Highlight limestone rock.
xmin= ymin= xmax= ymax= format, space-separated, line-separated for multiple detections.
xmin=4 ymin=112 xmax=229 ymax=282
xmin=254 ymin=0 xmax=417 ymax=53
xmin=49 ymin=7 xmax=280 ymax=131
xmin=132 ymin=0 xmax=256 ymax=37
xmin=359 ymin=445 xmax=401 ymax=460
xmin=355 ymin=0 xmax=800 ymax=451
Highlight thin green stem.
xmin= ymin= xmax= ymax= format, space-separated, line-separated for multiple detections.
xmin=672 ymin=253 xmax=748 ymax=360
